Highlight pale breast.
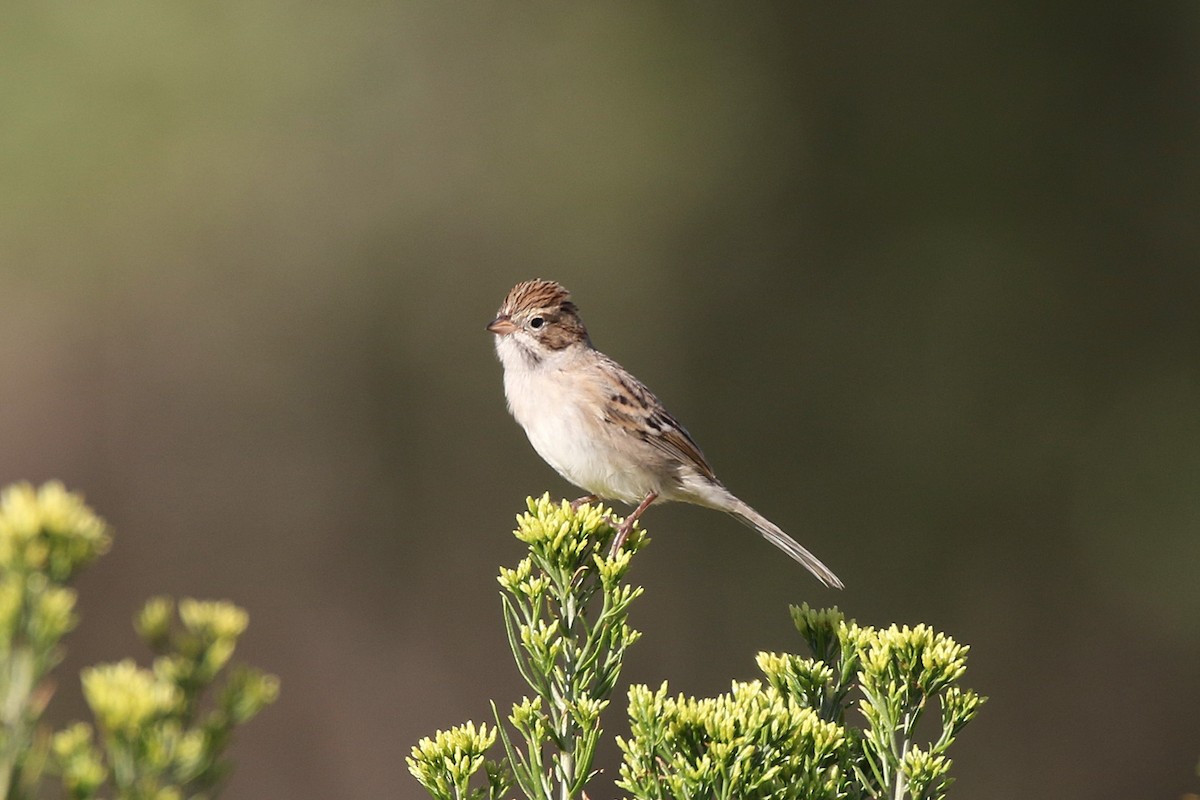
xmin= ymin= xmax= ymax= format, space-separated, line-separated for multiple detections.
xmin=500 ymin=351 xmax=665 ymax=504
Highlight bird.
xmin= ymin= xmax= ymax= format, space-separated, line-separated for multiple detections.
xmin=486 ymin=279 xmax=842 ymax=588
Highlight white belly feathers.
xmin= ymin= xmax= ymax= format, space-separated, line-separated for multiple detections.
xmin=499 ymin=342 xmax=659 ymax=505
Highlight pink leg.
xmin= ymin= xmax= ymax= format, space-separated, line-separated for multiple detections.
xmin=570 ymin=494 xmax=600 ymax=511
xmin=609 ymin=492 xmax=658 ymax=557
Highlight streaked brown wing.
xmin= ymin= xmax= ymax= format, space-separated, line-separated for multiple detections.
xmin=647 ymin=412 xmax=716 ymax=481
xmin=597 ymin=354 xmax=717 ymax=481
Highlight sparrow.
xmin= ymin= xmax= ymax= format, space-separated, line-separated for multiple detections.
xmin=487 ymin=279 xmax=842 ymax=588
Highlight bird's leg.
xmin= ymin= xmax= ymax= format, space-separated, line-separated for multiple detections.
xmin=569 ymin=494 xmax=623 ymax=565
xmin=570 ymin=494 xmax=600 ymax=511
xmin=609 ymin=492 xmax=657 ymax=557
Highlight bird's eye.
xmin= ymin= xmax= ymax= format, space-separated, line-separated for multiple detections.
xmin=529 ymin=316 xmax=545 ymax=330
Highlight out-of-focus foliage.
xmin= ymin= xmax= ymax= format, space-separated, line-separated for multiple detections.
xmin=0 ymin=482 xmax=110 ymax=798
xmin=0 ymin=481 xmax=276 ymax=799
xmin=62 ymin=597 xmax=279 ymax=800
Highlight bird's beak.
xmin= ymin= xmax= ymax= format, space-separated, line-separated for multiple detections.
xmin=487 ymin=316 xmax=517 ymax=335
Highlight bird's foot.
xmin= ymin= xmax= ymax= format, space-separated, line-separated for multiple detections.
xmin=570 ymin=494 xmax=600 ymax=512
xmin=607 ymin=491 xmax=657 ymax=558
xmin=608 ymin=518 xmax=636 ymax=558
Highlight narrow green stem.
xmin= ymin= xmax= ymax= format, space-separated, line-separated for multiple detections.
xmin=558 ymin=749 xmax=573 ymax=800
xmin=893 ymin=709 xmax=912 ymax=800
xmin=0 ymin=645 xmax=38 ymax=797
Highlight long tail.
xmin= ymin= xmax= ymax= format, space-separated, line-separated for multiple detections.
xmin=726 ymin=499 xmax=843 ymax=589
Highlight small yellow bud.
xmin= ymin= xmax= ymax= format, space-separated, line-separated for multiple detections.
xmin=82 ymin=659 xmax=181 ymax=734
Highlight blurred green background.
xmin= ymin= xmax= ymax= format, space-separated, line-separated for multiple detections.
xmin=3 ymin=3 xmax=1198 ymax=798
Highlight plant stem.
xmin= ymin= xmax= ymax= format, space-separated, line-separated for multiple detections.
xmin=558 ymin=750 xmax=573 ymax=800
xmin=0 ymin=645 xmax=37 ymax=797
xmin=893 ymin=709 xmax=912 ymax=800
